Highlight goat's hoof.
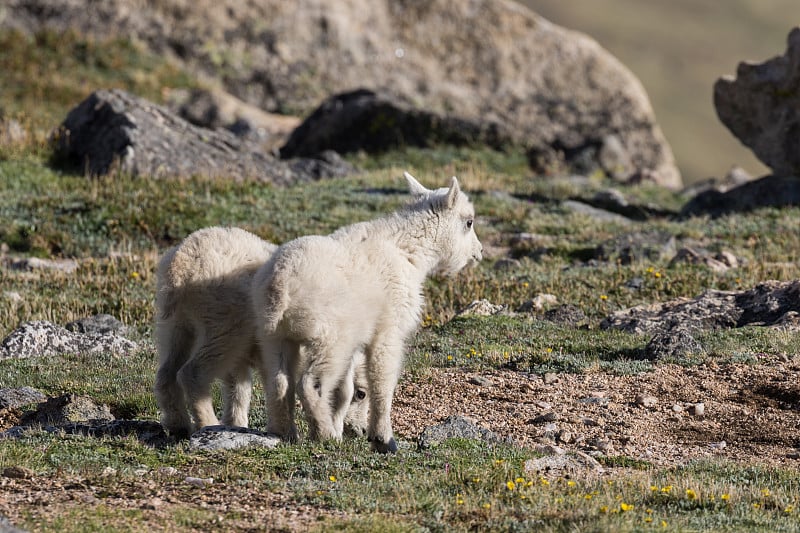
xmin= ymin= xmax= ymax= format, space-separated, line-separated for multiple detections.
xmin=370 ymin=436 xmax=398 ymax=454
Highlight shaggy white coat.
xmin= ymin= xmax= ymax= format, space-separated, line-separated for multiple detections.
xmin=251 ymin=173 xmax=483 ymax=452
xmin=154 ymin=226 xmax=369 ymax=437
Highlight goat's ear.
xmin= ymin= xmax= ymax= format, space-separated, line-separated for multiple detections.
xmin=446 ymin=176 xmax=460 ymax=208
xmin=404 ymin=171 xmax=429 ymax=197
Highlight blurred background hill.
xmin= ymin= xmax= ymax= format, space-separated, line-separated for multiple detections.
xmin=522 ymin=0 xmax=795 ymax=184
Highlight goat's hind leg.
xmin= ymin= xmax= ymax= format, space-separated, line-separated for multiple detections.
xmin=260 ymin=336 xmax=299 ymax=442
xmin=154 ymin=319 xmax=194 ymax=438
xmin=176 ymin=337 xmax=223 ymax=431
xmin=221 ymin=358 xmax=253 ymax=428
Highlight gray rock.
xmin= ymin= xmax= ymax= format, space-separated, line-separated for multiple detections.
xmin=418 ymin=415 xmax=506 ymax=449
xmin=2 ymin=0 xmax=681 ymax=188
xmin=524 ymin=450 xmax=604 ymax=477
xmin=543 ymin=304 xmax=588 ymax=328
xmin=594 ymin=230 xmax=677 ymax=265
xmin=529 ymin=411 xmax=559 ymax=424
xmin=561 ymin=200 xmax=633 ymax=225
xmin=681 ymin=175 xmax=800 ymax=218
xmin=714 ymin=27 xmax=800 ymax=177
xmin=468 ymin=375 xmax=494 ymax=387
xmin=0 ymin=320 xmax=137 ymax=359
xmin=189 ymin=425 xmax=281 ymax=451
xmin=669 ymin=247 xmax=731 ymax=273
xmin=0 ymin=387 xmax=46 ymax=410
xmin=8 ymin=257 xmax=79 ymax=274
xmin=21 ymin=393 xmax=114 ymax=426
xmin=643 ymin=326 xmax=704 ymax=361
xmin=280 ymin=89 xmax=509 ymax=158
xmin=65 ymin=314 xmax=127 ymax=336
xmin=602 ymin=280 xmax=800 ymax=334
xmin=54 ymin=89 xmax=352 ymax=184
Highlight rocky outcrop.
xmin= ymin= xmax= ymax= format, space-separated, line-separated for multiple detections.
xmin=0 ymin=319 xmax=137 ymax=359
xmin=714 ymin=27 xmax=800 ymax=177
xmin=681 ymin=175 xmax=800 ymax=218
xmin=20 ymin=393 xmax=114 ymax=426
xmin=54 ymin=89 xmax=354 ymax=183
xmin=4 ymin=0 xmax=681 ymax=188
xmin=601 ymin=280 xmax=800 ymax=335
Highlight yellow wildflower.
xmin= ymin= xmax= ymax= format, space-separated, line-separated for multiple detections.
xmin=686 ymin=488 xmax=697 ymax=500
xmin=329 ymin=475 xmax=337 ymax=482
xmin=721 ymin=493 xmax=730 ymax=501
xmin=506 ymin=481 xmax=516 ymax=491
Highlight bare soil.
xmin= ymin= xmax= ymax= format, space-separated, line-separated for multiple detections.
xmin=395 ymin=355 xmax=800 ymax=467
xmin=2 ymin=356 xmax=799 ymax=531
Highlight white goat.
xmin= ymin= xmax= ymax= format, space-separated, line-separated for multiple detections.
xmin=251 ymin=173 xmax=483 ymax=452
xmin=154 ymin=226 xmax=369 ymax=437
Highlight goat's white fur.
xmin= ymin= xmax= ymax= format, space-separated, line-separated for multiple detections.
xmin=251 ymin=173 xmax=482 ymax=452
xmin=154 ymin=226 xmax=369 ymax=437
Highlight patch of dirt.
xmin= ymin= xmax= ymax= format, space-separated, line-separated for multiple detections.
xmin=394 ymin=354 xmax=800 ymax=467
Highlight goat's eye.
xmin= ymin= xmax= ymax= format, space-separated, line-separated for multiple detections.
xmin=466 ymin=219 xmax=473 ymax=229
xmin=355 ymin=390 xmax=367 ymax=401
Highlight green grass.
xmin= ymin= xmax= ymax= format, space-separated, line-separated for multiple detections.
xmin=2 ymin=432 xmax=799 ymax=532
xmin=0 ymin=29 xmax=197 ymax=135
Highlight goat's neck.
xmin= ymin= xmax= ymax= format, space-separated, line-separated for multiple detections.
xmin=385 ymin=210 xmax=444 ymax=276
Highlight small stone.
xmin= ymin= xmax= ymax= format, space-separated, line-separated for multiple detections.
xmin=556 ymin=430 xmax=573 ymax=444
xmin=534 ymin=401 xmax=552 ymax=410
xmin=101 ymin=467 xmax=117 ymax=477
xmin=672 ymin=404 xmax=684 ymax=413
xmin=468 ymin=375 xmax=493 ymax=387
xmin=529 ymin=412 xmax=559 ymax=424
xmin=532 ymin=293 xmax=558 ymax=311
xmin=158 ymin=467 xmax=178 ymax=476
xmin=709 ymin=441 xmax=727 ymax=450
xmin=543 ymin=373 xmax=559 ymax=385
xmin=142 ymin=497 xmax=165 ymax=510
xmin=579 ymin=397 xmax=609 ymax=406
xmin=534 ymin=444 xmax=566 ymax=455
xmin=587 ymin=438 xmax=613 ymax=453
xmin=689 ymin=403 xmax=705 ymax=416
xmin=581 ymin=417 xmax=600 ymax=427
xmin=456 ymin=299 xmax=505 ymax=317
xmin=3 ymin=466 xmax=34 ymax=479
xmin=185 ymin=476 xmax=214 ymax=487
xmin=635 ymin=394 xmax=658 ymax=408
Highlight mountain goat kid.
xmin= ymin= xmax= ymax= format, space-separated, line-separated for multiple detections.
xmin=251 ymin=173 xmax=483 ymax=452
xmin=154 ymin=226 xmax=369 ymax=438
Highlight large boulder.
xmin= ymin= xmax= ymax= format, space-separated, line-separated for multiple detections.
xmin=3 ymin=0 xmax=681 ymax=188
xmin=54 ymin=89 xmax=353 ymax=182
xmin=681 ymin=175 xmax=800 ymax=218
xmin=714 ymin=27 xmax=800 ymax=177
xmin=280 ymin=89 xmax=509 ymax=158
